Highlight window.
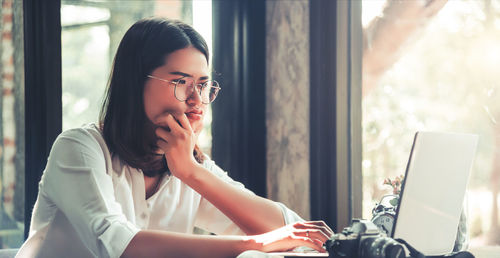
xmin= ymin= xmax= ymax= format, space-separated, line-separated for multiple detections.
xmin=61 ymin=0 xmax=213 ymax=154
xmin=362 ymin=0 xmax=500 ymax=250
xmin=0 ymin=0 xmax=24 ymax=248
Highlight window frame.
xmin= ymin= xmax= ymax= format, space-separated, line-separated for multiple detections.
xmin=309 ymin=0 xmax=362 ymax=231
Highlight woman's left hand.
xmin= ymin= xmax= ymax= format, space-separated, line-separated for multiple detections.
xmin=249 ymin=221 xmax=335 ymax=253
xmin=155 ymin=113 xmax=200 ymax=180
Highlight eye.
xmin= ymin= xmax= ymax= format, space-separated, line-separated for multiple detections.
xmin=174 ymin=79 xmax=187 ymax=85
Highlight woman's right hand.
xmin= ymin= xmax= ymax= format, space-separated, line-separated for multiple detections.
xmin=154 ymin=113 xmax=200 ymax=180
xmin=248 ymin=221 xmax=334 ymax=253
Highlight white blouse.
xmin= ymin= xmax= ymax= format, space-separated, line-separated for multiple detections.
xmin=16 ymin=124 xmax=302 ymax=258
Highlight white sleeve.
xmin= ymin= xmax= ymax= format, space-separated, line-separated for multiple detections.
xmin=275 ymin=202 xmax=304 ymax=225
xmin=41 ymin=129 xmax=139 ymax=258
xmin=194 ymin=160 xmax=304 ymax=235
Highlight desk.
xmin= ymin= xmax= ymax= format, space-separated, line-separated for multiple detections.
xmin=470 ymin=246 xmax=500 ymax=258
xmin=267 ymin=253 xmax=328 ymax=257
xmin=238 ymin=248 xmax=500 ymax=258
xmin=237 ymin=250 xmax=328 ymax=258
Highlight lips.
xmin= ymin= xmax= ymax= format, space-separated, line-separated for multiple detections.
xmin=185 ymin=109 xmax=203 ymax=120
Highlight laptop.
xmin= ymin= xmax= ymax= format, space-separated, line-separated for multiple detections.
xmin=392 ymin=131 xmax=478 ymax=255
xmin=265 ymin=131 xmax=478 ymax=258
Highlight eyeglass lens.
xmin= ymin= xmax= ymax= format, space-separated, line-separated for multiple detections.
xmin=175 ymin=78 xmax=219 ymax=103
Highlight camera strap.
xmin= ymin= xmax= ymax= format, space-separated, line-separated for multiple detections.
xmin=395 ymin=239 xmax=475 ymax=258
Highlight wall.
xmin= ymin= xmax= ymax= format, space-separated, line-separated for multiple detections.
xmin=1 ymin=0 xmax=25 ymax=247
xmin=266 ymin=0 xmax=310 ymax=219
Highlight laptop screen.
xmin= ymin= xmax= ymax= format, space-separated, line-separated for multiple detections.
xmin=392 ymin=132 xmax=478 ymax=255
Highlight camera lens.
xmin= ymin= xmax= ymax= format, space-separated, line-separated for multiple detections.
xmin=384 ymin=243 xmax=405 ymax=258
xmin=359 ymin=237 xmax=406 ymax=258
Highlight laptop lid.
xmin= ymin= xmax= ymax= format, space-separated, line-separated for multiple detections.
xmin=392 ymin=132 xmax=478 ymax=255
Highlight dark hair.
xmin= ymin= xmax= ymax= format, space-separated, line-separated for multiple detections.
xmin=99 ymin=17 xmax=208 ymax=174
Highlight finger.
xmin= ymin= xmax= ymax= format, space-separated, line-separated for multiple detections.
xmin=294 ymin=229 xmax=329 ymax=243
xmin=290 ymin=237 xmax=326 ymax=253
xmin=313 ymin=239 xmax=324 ymax=247
xmin=303 ymin=220 xmax=331 ymax=228
xmin=295 ymin=224 xmax=333 ymax=240
xmin=154 ymin=112 xmax=172 ymax=128
xmin=156 ymin=139 xmax=169 ymax=151
xmin=298 ymin=221 xmax=335 ymax=237
xmin=175 ymin=113 xmax=193 ymax=132
xmin=294 ymin=222 xmax=325 ymax=230
xmin=155 ymin=126 xmax=171 ymax=141
xmin=306 ymin=229 xmax=329 ymax=243
xmin=165 ymin=114 xmax=183 ymax=133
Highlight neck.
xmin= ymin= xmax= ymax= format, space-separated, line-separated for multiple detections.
xmin=143 ymin=155 xmax=169 ymax=177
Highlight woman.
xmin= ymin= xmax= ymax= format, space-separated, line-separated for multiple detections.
xmin=17 ymin=18 xmax=333 ymax=258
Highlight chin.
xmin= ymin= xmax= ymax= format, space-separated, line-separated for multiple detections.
xmin=188 ymin=121 xmax=203 ymax=133
xmin=193 ymin=125 xmax=204 ymax=135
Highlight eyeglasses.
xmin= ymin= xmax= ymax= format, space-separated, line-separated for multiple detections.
xmin=147 ymin=75 xmax=221 ymax=104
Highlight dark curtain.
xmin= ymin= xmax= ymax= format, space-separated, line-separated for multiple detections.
xmin=23 ymin=0 xmax=62 ymax=238
xmin=211 ymin=0 xmax=267 ymax=197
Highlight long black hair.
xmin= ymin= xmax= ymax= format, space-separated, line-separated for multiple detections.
xmin=99 ymin=17 xmax=209 ymax=174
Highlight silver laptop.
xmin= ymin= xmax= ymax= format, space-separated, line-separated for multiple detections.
xmin=264 ymin=131 xmax=478 ymax=258
xmin=392 ymin=131 xmax=478 ymax=255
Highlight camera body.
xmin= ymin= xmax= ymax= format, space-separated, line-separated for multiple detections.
xmin=326 ymin=219 xmax=406 ymax=258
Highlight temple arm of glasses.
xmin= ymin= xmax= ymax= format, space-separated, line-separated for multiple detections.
xmin=147 ymin=75 xmax=173 ymax=83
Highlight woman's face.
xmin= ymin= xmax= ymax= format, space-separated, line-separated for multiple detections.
xmin=143 ymin=47 xmax=209 ymax=137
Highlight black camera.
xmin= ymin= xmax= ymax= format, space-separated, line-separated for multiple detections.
xmin=326 ymin=219 xmax=406 ymax=258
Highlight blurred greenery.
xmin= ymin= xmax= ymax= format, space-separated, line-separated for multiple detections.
xmin=362 ymin=0 xmax=500 ymax=246
xmin=62 ymin=0 xmax=156 ymax=130
xmin=62 ymin=25 xmax=109 ymax=129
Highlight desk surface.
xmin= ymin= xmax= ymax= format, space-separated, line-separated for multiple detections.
xmin=237 ymin=250 xmax=328 ymax=258
xmin=267 ymin=252 xmax=328 ymax=257
xmin=238 ymin=247 xmax=500 ymax=258
xmin=470 ymin=246 xmax=500 ymax=258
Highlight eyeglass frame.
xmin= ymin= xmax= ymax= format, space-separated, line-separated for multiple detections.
xmin=146 ymin=74 xmax=221 ymax=104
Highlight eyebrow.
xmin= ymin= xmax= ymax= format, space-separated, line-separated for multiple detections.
xmin=169 ymin=71 xmax=209 ymax=81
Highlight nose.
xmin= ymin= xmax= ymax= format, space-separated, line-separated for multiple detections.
xmin=185 ymin=86 xmax=203 ymax=106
